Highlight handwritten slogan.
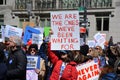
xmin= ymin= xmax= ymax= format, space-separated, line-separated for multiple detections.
xmin=51 ymin=11 xmax=80 ymax=50
xmin=76 ymin=60 xmax=100 ymax=80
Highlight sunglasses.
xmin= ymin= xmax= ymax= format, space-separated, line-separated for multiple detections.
xmin=30 ymin=48 xmax=36 ymax=52
xmin=95 ymin=47 xmax=100 ymax=50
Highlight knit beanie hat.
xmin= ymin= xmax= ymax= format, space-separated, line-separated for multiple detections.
xmin=80 ymin=44 xmax=89 ymax=56
xmin=28 ymin=44 xmax=38 ymax=51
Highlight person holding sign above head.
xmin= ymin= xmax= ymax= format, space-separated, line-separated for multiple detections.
xmin=26 ymin=44 xmax=46 ymax=80
xmin=47 ymin=42 xmax=79 ymax=80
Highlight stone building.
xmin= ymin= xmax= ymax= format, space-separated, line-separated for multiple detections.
xmin=0 ymin=0 xmax=120 ymax=43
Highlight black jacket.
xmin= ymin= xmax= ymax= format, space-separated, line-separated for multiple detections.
xmin=0 ymin=63 xmax=7 ymax=80
xmin=6 ymin=48 xmax=27 ymax=80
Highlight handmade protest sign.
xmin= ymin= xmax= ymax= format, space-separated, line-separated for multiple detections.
xmin=94 ymin=32 xmax=105 ymax=45
xmin=32 ymin=33 xmax=43 ymax=44
xmin=76 ymin=60 xmax=100 ymax=80
xmin=50 ymin=11 xmax=80 ymax=50
xmin=23 ymin=26 xmax=40 ymax=44
xmin=4 ymin=25 xmax=23 ymax=38
xmin=87 ymin=40 xmax=96 ymax=48
xmin=26 ymin=56 xmax=40 ymax=70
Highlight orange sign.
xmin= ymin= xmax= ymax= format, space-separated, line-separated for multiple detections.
xmin=22 ymin=22 xmax=35 ymax=30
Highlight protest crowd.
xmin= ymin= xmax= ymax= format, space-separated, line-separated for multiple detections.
xmin=0 ymin=11 xmax=120 ymax=80
xmin=0 ymin=27 xmax=120 ymax=80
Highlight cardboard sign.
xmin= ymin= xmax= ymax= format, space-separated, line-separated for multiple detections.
xmin=76 ymin=60 xmax=100 ymax=80
xmin=27 ymin=56 xmax=40 ymax=70
xmin=51 ymin=11 xmax=80 ymax=50
xmin=4 ymin=25 xmax=23 ymax=38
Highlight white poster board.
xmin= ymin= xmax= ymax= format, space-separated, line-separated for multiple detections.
xmin=87 ymin=40 xmax=96 ymax=48
xmin=94 ymin=32 xmax=105 ymax=45
xmin=51 ymin=11 xmax=80 ymax=50
xmin=27 ymin=56 xmax=40 ymax=70
xmin=4 ymin=25 xmax=23 ymax=38
xmin=76 ymin=60 xmax=100 ymax=80
xmin=32 ymin=33 xmax=43 ymax=44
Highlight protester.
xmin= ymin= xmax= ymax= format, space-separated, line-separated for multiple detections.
xmin=95 ymin=46 xmax=107 ymax=68
xmin=99 ymin=65 xmax=120 ymax=80
xmin=6 ymin=36 xmax=27 ymax=80
xmin=47 ymin=42 xmax=78 ymax=80
xmin=0 ymin=42 xmax=7 ymax=80
xmin=105 ymin=45 xmax=117 ymax=67
xmin=114 ymin=43 xmax=120 ymax=76
xmin=27 ymin=43 xmax=46 ymax=80
xmin=39 ymin=42 xmax=53 ymax=80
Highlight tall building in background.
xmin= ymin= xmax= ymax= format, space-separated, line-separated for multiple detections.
xmin=0 ymin=0 xmax=120 ymax=43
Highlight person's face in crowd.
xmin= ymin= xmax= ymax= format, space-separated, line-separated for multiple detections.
xmin=110 ymin=46 xmax=118 ymax=55
xmin=61 ymin=53 xmax=67 ymax=59
xmin=95 ymin=46 xmax=103 ymax=54
xmin=7 ymin=38 xmax=16 ymax=51
xmin=30 ymin=48 xmax=37 ymax=55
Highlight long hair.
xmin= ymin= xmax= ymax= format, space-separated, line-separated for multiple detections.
xmin=99 ymin=65 xmax=114 ymax=80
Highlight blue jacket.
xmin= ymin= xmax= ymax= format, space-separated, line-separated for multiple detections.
xmin=101 ymin=73 xmax=120 ymax=80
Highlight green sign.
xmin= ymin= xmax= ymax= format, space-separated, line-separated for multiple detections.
xmin=78 ymin=6 xmax=85 ymax=11
xmin=44 ymin=27 xmax=51 ymax=37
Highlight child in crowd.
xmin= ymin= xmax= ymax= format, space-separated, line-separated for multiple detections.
xmin=26 ymin=44 xmax=46 ymax=80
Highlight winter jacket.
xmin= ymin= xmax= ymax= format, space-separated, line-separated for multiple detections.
xmin=0 ymin=63 xmax=7 ymax=80
xmin=6 ymin=48 xmax=27 ymax=80
xmin=101 ymin=73 xmax=120 ymax=80
xmin=47 ymin=42 xmax=78 ymax=80
xmin=39 ymin=42 xmax=53 ymax=80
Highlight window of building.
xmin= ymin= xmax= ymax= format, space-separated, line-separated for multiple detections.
xmin=59 ymin=0 xmax=79 ymax=9
xmin=87 ymin=0 xmax=112 ymax=8
xmin=0 ymin=15 xmax=4 ymax=25
xmin=0 ymin=15 xmax=4 ymax=38
xmin=15 ymin=0 xmax=32 ymax=10
xmin=96 ymin=18 xmax=102 ymax=31
xmin=0 ymin=0 xmax=6 ymax=5
xmin=35 ymin=0 xmax=56 ymax=10
xmin=40 ymin=19 xmax=45 ymax=27
xmin=96 ymin=17 xmax=109 ymax=31
xmin=103 ymin=18 xmax=109 ymax=31
xmin=0 ymin=0 xmax=3 ymax=4
xmin=47 ymin=19 xmax=50 ymax=27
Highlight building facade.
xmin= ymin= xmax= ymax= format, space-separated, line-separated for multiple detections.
xmin=0 ymin=0 xmax=120 ymax=43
